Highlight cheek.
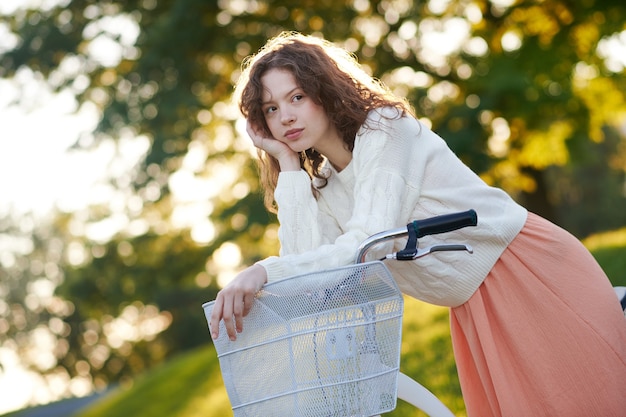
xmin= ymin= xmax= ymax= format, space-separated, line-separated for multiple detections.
xmin=313 ymin=106 xmax=331 ymax=125
xmin=264 ymin=118 xmax=282 ymax=140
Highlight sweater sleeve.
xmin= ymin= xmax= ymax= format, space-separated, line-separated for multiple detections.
xmin=272 ymin=170 xmax=342 ymax=255
xmin=258 ymin=108 xmax=419 ymax=282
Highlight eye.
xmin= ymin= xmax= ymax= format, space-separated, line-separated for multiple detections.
xmin=264 ymin=106 xmax=277 ymax=115
xmin=292 ymin=94 xmax=304 ymax=102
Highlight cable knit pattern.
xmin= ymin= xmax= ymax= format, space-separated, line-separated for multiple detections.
xmin=257 ymin=107 xmax=527 ymax=307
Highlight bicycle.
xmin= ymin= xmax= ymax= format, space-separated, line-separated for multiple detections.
xmin=203 ymin=209 xmax=478 ymax=417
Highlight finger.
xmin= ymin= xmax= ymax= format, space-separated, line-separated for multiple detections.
xmin=246 ymin=122 xmax=274 ymax=150
xmin=246 ymin=120 xmax=256 ymax=137
xmin=222 ymin=295 xmax=237 ymax=341
xmin=233 ymin=295 xmax=245 ymax=333
xmin=246 ymin=128 xmax=262 ymax=148
xmin=243 ymin=292 xmax=255 ymax=316
xmin=209 ymin=295 xmax=224 ymax=339
xmin=246 ymin=121 xmax=263 ymax=144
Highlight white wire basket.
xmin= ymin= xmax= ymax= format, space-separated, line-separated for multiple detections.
xmin=203 ymin=261 xmax=404 ymax=417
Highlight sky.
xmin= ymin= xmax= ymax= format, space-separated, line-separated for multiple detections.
xmin=0 ymin=76 xmax=105 ymax=217
xmin=0 ymin=0 xmax=144 ymax=219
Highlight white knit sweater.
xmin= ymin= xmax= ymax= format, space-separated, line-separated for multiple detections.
xmin=257 ymin=107 xmax=527 ymax=307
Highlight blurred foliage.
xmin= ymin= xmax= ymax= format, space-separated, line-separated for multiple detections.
xmin=1 ymin=0 xmax=625 ymax=408
xmin=0 ymin=212 xmax=77 ymax=393
xmin=56 ymin=230 xmax=219 ymax=389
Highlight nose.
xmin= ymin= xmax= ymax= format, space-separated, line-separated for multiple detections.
xmin=280 ymin=110 xmax=295 ymax=125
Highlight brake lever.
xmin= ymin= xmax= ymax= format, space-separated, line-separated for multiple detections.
xmin=382 ymin=244 xmax=473 ymax=261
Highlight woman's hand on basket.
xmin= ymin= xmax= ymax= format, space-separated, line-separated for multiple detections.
xmin=209 ymin=264 xmax=268 ymax=341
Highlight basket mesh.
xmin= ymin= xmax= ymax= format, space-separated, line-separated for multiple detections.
xmin=203 ymin=261 xmax=404 ymax=417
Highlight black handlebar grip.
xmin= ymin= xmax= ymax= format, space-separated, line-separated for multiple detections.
xmin=411 ymin=209 xmax=477 ymax=238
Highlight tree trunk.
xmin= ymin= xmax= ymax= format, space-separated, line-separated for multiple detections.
xmin=520 ymin=167 xmax=559 ymax=226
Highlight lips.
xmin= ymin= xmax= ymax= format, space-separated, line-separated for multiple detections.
xmin=284 ymin=128 xmax=303 ymax=140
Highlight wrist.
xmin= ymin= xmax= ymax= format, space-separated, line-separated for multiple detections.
xmin=252 ymin=263 xmax=268 ymax=285
xmin=278 ymin=154 xmax=301 ymax=172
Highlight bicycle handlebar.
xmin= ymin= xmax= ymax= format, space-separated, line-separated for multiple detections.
xmin=355 ymin=209 xmax=477 ymax=263
xmin=409 ymin=209 xmax=477 ymax=238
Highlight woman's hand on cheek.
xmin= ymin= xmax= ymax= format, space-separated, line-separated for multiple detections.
xmin=246 ymin=121 xmax=300 ymax=171
xmin=209 ymin=264 xmax=268 ymax=341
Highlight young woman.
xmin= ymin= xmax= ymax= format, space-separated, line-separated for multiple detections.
xmin=209 ymin=32 xmax=626 ymax=416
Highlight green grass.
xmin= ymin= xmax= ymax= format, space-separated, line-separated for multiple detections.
xmin=583 ymin=227 xmax=626 ymax=287
xmin=9 ymin=227 xmax=625 ymax=417
xmin=73 ymin=344 xmax=233 ymax=417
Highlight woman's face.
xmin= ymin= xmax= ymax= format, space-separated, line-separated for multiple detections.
xmin=260 ymin=68 xmax=346 ymax=165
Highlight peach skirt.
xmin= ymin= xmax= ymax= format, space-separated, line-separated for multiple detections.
xmin=450 ymin=213 xmax=626 ymax=417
